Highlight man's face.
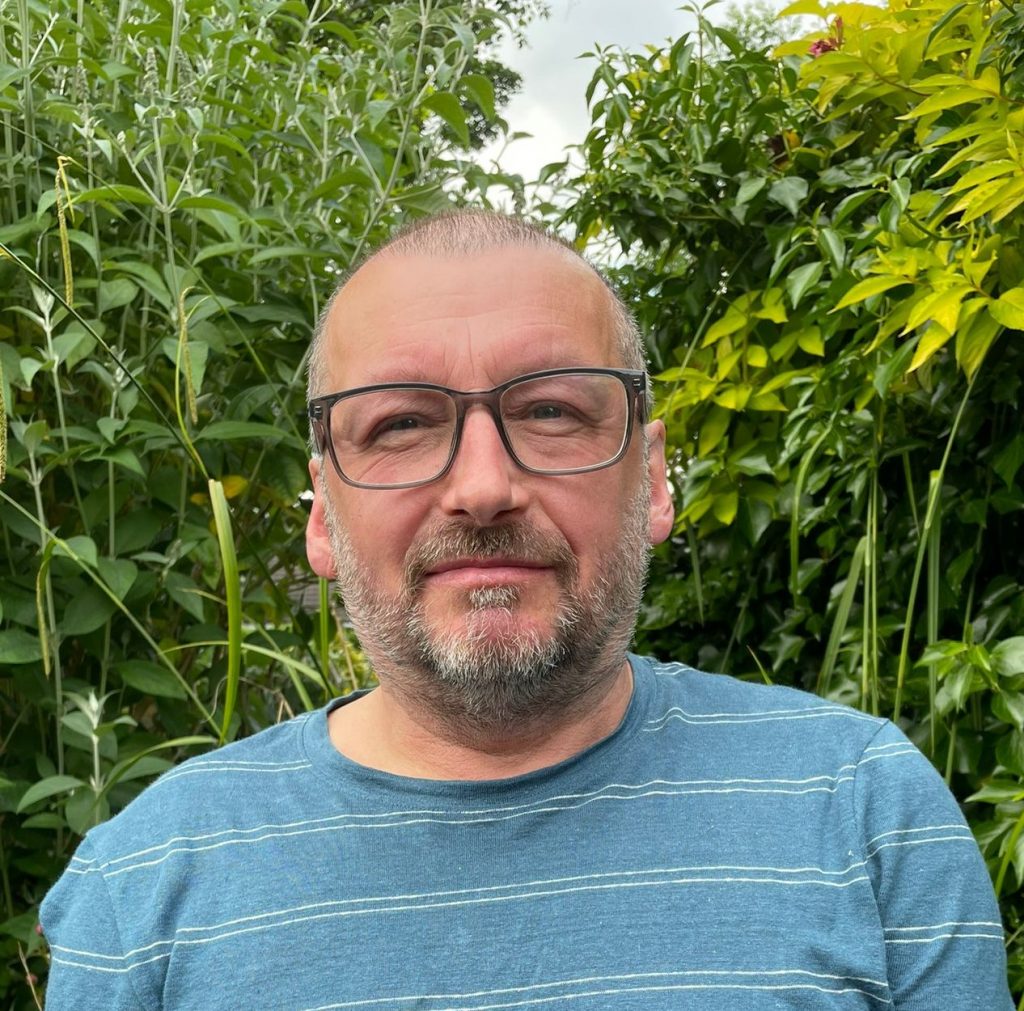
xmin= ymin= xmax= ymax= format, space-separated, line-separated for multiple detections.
xmin=306 ymin=244 xmax=673 ymax=728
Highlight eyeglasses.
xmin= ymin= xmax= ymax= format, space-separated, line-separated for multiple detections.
xmin=308 ymin=367 xmax=648 ymax=490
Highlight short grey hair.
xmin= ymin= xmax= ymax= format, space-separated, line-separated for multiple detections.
xmin=306 ymin=210 xmax=648 ymax=402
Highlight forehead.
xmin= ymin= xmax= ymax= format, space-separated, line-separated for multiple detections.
xmin=321 ymin=245 xmax=621 ymax=390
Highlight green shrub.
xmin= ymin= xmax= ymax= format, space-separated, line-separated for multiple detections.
xmin=562 ymin=0 xmax=1024 ymax=993
xmin=0 ymin=0 xmax=530 ymax=1002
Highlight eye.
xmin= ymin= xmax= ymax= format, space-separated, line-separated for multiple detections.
xmin=383 ymin=416 xmax=420 ymax=432
xmin=530 ymin=404 xmax=564 ymax=419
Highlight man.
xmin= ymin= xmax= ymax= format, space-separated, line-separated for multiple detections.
xmin=42 ymin=211 xmax=1012 ymax=1009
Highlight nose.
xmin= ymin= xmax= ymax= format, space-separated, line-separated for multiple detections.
xmin=437 ymin=405 xmax=527 ymax=524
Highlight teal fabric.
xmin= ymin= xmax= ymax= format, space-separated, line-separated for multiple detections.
xmin=42 ymin=656 xmax=1012 ymax=1009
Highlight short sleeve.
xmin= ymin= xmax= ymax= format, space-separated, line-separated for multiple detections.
xmin=854 ymin=720 xmax=1013 ymax=1010
xmin=40 ymin=837 xmax=145 ymax=1011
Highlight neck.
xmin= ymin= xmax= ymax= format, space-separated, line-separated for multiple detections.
xmin=327 ymin=658 xmax=634 ymax=780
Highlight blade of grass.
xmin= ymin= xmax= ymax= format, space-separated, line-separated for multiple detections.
xmin=817 ymin=535 xmax=866 ymax=697
xmin=790 ymin=423 xmax=832 ymax=601
xmin=894 ymin=379 xmax=974 ymax=721
xmin=926 ymin=470 xmax=942 ymax=757
xmin=861 ymin=466 xmax=878 ymax=714
xmin=684 ymin=520 xmax=704 ymax=624
xmin=994 ymin=798 xmax=1024 ymax=897
xmin=165 ymin=640 xmax=329 ymax=702
xmin=209 ymin=479 xmax=242 ymax=744
xmin=318 ymin=576 xmax=332 ymax=698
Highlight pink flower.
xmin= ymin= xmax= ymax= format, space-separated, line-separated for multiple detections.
xmin=809 ymin=16 xmax=844 ymax=58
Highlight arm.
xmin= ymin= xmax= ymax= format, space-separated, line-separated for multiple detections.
xmin=855 ymin=721 xmax=1013 ymax=1010
xmin=40 ymin=838 xmax=147 ymax=1011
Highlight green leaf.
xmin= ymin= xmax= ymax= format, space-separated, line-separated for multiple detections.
xmin=55 ymin=535 xmax=99 ymax=569
xmin=52 ymin=328 xmax=96 ymax=370
xmin=248 ymin=246 xmax=333 ymax=265
xmin=421 ymin=91 xmax=470 ymax=147
xmin=767 ymin=177 xmax=808 ymax=216
xmin=210 ymin=478 xmax=243 ymax=745
xmin=889 ymin=177 xmax=911 ymax=212
xmin=0 ymin=630 xmax=43 ymax=664
xmin=873 ymin=339 xmax=917 ymax=396
xmin=698 ymin=405 xmax=731 ymax=456
xmin=796 ymin=327 xmax=824 ymax=356
xmin=818 ymin=228 xmax=846 ymax=271
xmin=97 ymin=557 xmax=138 ymax=601
xmin=116 ymin=660 xmax=188 ymax=700
xmin=712 ymin=490 xmax=739 ymax=525
xmin=195 ymin=421 xmax=303 ymax=447
xmin=993 ymin=638 xmax=1024 ymax=677
xmin=967 ymin=780 xmax=1024 ymax=805
xmin=734 ymin=177 xmax=766 ymax=206
xmin=905 ymin=284 xmax=971 ymax=334
xmin=102 ymin=446 xmax=146 ymax=478
xmin=833 ymin=275 xmax=909 ymax=311
xmin=177 ymin=195 xmax=249 ymax=216
xmin=903 ymin=86 xmax=991 ymax=119
xmin=993 ymin=436 xmax=1024 ymax=489
xmin=785 ymin=262 xmax=824 ymax=309
xmin=996 ymin=730 xmax=1024 ymax=778
xmin=993 ymin=692 xmax=1024 ymax=732
xmin=923 ymin=2 xmax=968 ymax=57
xmin=989 ymin=288 xmax=1024 ymax=330
xmin=907 ymin=323 xmax=953 ymax=372
xmin=62 ymin=586 xmax=118 ymax=636
xmin=460 ymin=74 xmax=495 ymax=120
xmin=165 ymin=571 xmax=207 ymax=622
xmin=75 ymin=184 xmax=155 ymax=206
xmin=98 ymin=278 xmax=139 ymax=314
xmin=703 ymin=309 xmax=747 ymax=345
xmin=955 ymin=307 xmax=1001 ymax=378
xmin=16 ymin=775 xmax=84 ymax=812
xmin=65 ymin=787 xmax=108 ymax=836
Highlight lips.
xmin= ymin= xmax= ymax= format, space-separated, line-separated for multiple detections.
xmin=425 ymin=557 xmax=546 ymax=576
xmin=404 ymin=522 xmax=578 ymax=591
xmin=423 ymin=557 xmax=551 ymax=589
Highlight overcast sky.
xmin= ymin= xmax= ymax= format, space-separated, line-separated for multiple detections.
xmin=482 ymin=1 xmax=698 ymax=181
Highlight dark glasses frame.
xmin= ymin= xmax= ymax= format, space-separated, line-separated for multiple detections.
xmin=308 ymin=367 xmax=648 ymax=490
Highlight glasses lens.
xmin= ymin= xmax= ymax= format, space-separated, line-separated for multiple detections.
xmin=328 ymin=388 xmax=456 ymax=487
xmin=500 ymin=373 xmax=629 ymax=473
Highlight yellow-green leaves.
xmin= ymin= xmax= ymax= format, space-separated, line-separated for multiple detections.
xmin=989 ymin=288 xmax=1024 ymax=330
xmin=833 ymin=275 xmax=911 ymax=310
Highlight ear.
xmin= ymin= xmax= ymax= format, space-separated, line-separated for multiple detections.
xmin=306 ymin=458 xmax=338 ymax=579
xmin=644 ymin=420 xmax=674 ymax=546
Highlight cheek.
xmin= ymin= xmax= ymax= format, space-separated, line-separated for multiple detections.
xmin=541 ymin=477 xmax=630 ymax=570
xmin=340 ymin=491 xmax=430 ymax=571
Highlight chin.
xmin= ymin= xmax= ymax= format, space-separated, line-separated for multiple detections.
xmin=441 ymin=607 xmax=555 ymax=647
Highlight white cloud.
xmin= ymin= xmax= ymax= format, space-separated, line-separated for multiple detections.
xmin=482 ymin=0 xmax=695 ymax=180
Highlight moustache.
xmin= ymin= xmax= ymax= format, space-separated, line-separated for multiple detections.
xmin=404 ymin=523 xmax=578 ymax=591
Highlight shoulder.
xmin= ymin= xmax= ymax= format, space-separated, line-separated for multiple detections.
xmin=636 ymin=654 xmax=889 ymax=751
xmin=78 ymin=707 xmax=323 ymax=865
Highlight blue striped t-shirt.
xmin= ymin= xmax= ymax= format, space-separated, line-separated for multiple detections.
xmin=41 ymin=655 xmax=1012 ymax=1009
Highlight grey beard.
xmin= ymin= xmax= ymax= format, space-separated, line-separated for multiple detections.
xmin=321 ymin=481 xmax=651 ymax=735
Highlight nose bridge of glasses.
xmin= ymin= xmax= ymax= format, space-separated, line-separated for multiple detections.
xmin=452 ymin=389 xmax=513 ymax=457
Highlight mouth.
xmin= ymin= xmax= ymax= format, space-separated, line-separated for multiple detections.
xmin=423 ymin=557 xmax=552 ymax=589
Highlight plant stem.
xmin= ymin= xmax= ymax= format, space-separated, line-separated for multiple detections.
xmin=893 ymin=379 xmax=974 ymax=721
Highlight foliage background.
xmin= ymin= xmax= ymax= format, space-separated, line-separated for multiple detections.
xmin=1 ymin=0 xmax=1021 ymax=1005
xmin=561 ymin=0 xmax=1024 ymax=996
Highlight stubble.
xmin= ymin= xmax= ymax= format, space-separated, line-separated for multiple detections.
xmin=320 ymin=476 xmax=652 ymax=734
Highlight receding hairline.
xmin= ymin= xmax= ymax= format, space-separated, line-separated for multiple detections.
xmin=307 ymin=210 xmax=647 ymax=400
